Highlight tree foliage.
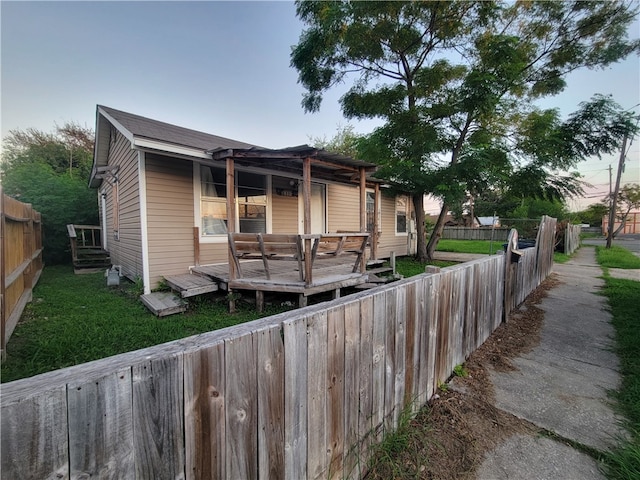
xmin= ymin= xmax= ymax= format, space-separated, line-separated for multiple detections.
xmin=291 ymin=0 xmax=640 ymax=260
xmin=1 ymin=123 xmax=97 ymax=264
xmin=609 ymin=183 xmax=640 ymax=237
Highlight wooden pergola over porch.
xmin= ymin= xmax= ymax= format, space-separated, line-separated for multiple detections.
xmin=206 ymin=145 xmax=383 ymax=310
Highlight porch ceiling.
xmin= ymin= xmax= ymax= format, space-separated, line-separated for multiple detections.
xmin=207 ymin=145 xmax=382 ymax=186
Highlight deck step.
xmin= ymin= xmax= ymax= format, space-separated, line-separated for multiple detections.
xmin=141 ymin=292 xmax=187 ymax=317
xmin=165 ymin=274 xmax=219 ymax=298
xmin=367 ymin=266 xmax=392 ymax=276
xmin=367 ymin=259 xmax=385 ymax=268
xmin=354 ymin=282 xmax=382 ymax=290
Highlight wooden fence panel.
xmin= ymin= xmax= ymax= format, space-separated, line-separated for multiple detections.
xmin=0 ymin=217 xmax=557 ymax=480
xmin=307 ymin=311 xmax=328 ymax=480
xmin=565 ymin=224 xmax=581 ymax=255
xmin=132 ymin=354 xmax=185 ymax=479
xmin=257 ymin=325 xmax=285 ymax=479
xmin=1 ymin=191 xmax=43 ymax=352
xmin=343 ymin=300 xmax=361 ymax=480
xmin=284 ymin=316 xmax=308 ymax=479
xmin=225 ymin=333 xmax=258 ymax=480
xmin=184 ymin=341 xmax=226 ymax=480
xmin=1 ymin=386 xmax=68 ymax=480
xmin=326 ymin=305 xmax=346 ymax=480
xmin=68 ymin=368 xmax=134 ymax=479
xmin=442 ymin=226 xmax=510 ymax=241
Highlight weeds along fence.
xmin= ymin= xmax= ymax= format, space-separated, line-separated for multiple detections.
xmin=0 ymin=190 xmax=43 ymax=355
xmin=1 ymin=217 xmax=556 ymax=480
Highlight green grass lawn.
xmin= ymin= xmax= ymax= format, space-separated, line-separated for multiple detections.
xmin=596 ymin=245 xmax=640 ymax=269
xmin=1 ymin=265 xmax=291 ymax=383
xmin=601 ymin=275 xmax=640 ymax=479
xmin=394 ymin=257 xmax=458 ymax=277
xmin=436 ymin=239 xmax=504 ymax=255
xmin=595 ymin=245 xmax=640 ymax=478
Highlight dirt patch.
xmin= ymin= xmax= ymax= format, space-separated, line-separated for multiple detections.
xmin=366 ymin=274 xmax=560 ymax=479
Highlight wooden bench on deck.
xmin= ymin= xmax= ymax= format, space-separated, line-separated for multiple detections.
xmin=227 ymin=232 xmax=369 ymax=312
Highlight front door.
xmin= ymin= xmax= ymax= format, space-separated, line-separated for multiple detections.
xmin=300 ymin=182 xmax=326 ymax=234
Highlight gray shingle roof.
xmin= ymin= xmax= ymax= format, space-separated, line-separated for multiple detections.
xmin=99 ymin=105 xmax=257 ymax=151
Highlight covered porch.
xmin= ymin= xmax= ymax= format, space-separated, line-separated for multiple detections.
xmin=168 ymin=146 xmax=390 ymax=312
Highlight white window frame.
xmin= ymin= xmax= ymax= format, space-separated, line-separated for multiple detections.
xmin=395 ymin=194 xmax=410 ymax=236
xmin=194 ymin=164 xmax=271 ymax=244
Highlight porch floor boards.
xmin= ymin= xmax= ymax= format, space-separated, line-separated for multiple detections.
xmin=191 ymin=256 xmax=368 ymax=295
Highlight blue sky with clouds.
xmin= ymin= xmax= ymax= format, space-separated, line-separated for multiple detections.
xmin=2 ymin=1 xmax=639 ymax=210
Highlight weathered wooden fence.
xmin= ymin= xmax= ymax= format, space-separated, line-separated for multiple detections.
xmin=1 ymin=217 xmax=556 ymax=480
xmin=1 ymin=190 xmax=43 ymax=355
xmin=441 ymin=226 xmax=510 ymax=241
xmin=564 ymin=224 xmax=581 ymax=255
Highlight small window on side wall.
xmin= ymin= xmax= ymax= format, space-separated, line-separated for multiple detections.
xmin=396 ymin=195 xmax=409 ymax=235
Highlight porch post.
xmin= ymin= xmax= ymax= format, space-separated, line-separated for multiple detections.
xmin=303 ymin=157 xmax=313 ymax=285
xmin=359 ymin=166 xmax=367 ymax=272
xmin=226 ymin=157 xmax=236 ymax=312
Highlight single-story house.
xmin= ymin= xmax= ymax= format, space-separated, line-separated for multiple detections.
xmin=89 ymin=106 xmax=416 ymax=295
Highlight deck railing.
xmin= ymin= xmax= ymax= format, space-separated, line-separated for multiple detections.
xmin=1 ymin=219 xmax=555 ymax=479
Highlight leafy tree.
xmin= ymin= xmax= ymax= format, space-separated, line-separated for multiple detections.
xmin=309 ymin=124 xmax=362 ymax=158
xmin=1 ymin=124 xmax=97 ymax=264
xmin=291 ymin=0 xmax=640 ymax=260
xmin=575 ymin=203 xmax=609 ymax=227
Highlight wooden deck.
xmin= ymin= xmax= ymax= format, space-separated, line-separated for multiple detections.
xmin=191 ymin=256 xmax=369 ymax=310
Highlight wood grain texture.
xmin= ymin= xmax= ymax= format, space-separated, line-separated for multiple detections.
xmin=68 ymin=367 xmax=134 ymax=479
xmin=1 ymin=386 xmax=68 ymax=480
xmin=284 ymin=316 xmax=308 ymax=479
xmin=326 ymin=305 xmax=346 ymax=480
xmin=383 ymin=288 xmax=397 ymax=432
xmin=343 ymin=300 xmax=361 ymax=480
xmin=307 ymin=311 xmax=328 ymax=480
xmin=225 ymin=333 xmax=257 ymax=480
xmin=358 ymin=296 xmax=374 ymax=465
xmin=132 ymin=354 xmax=185 ymax=480
xmin=371 ymin=291 xmax=386 ymax=443
xmin=393 ymin=284 xmax=406 ymax=426
xmin=257 ymin=325 xmax=285 ymax=479
xmin=184 ymin=342 xmax=225 ymax=480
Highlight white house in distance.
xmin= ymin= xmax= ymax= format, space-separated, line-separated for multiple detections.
xmin=89 ymin=105 xmax=417 ymax=295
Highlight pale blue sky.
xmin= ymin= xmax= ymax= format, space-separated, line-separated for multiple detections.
xmin=2 ymin=1 xmax=639 ymax=210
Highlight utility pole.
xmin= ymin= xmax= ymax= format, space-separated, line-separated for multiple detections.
xmin=608 ymin=164 xmax=612 ymax=198
xmin=606 ymin=133 xmax=628 ymax=248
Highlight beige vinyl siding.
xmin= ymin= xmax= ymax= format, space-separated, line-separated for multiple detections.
xmin=103 ymin=128 xmax=143 ymax=281
xmin=377 ymin=192 xmax=414 ymax=258
xmin=144 ymin=154 xmax=196 ymax=288
xmin=327 ymin=184 xmax=360 ymax=232
xmin=271 ymin=176 xmax=299 ymax=233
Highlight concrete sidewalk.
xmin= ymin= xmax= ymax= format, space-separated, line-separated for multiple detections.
xmin=475 ymin=247 xmax=627 ymax=480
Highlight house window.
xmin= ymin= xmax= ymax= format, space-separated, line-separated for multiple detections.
xmin=366 ymin=191 xmax=376 ymax=233
xmin=201 ymin=166 xmax=228 ymax=235
xmin=396 ymin=195 xmax=409 ymax=234
xmin=200 ymin=166 xmax=267 ymax=235
xmin=237 ymin=171 xmax=267 ymax=233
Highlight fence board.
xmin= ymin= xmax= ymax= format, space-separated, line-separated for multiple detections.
xmin=225 ymin=333 xmax=257 ymax=480
xmin=1 ymin=386 xmax=68 ymax=480
xmin=393 ymin=284 xmax=406 ymax=427
xmin=68 ymin=368 xmax=134 ymax=479
xmin=326 ymin=305 xmax=345 ymax=480
xmin=307 ymin=311 xmax=328 ymax=480
xmin=257 ymin=324 xmax=285 ymax=479
xmin=284 ymin=316 xmax=308 ymax=479
xmin=404 ymin=282 xmax=417 ymax=410
xmin=184 ymin=341 xmax=226 ymax=480
xmin=358 ymin=296 xmax=374 ymax=465
xmin=132 ymin=354 xmax=185 ymax=480
xmin=371 ymin=291 xmax=386 ymax=443
xmin=383 ymin=288 xmax=396 ymax=432
xmin=343 ymin=300 xmax=361 ymax=480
